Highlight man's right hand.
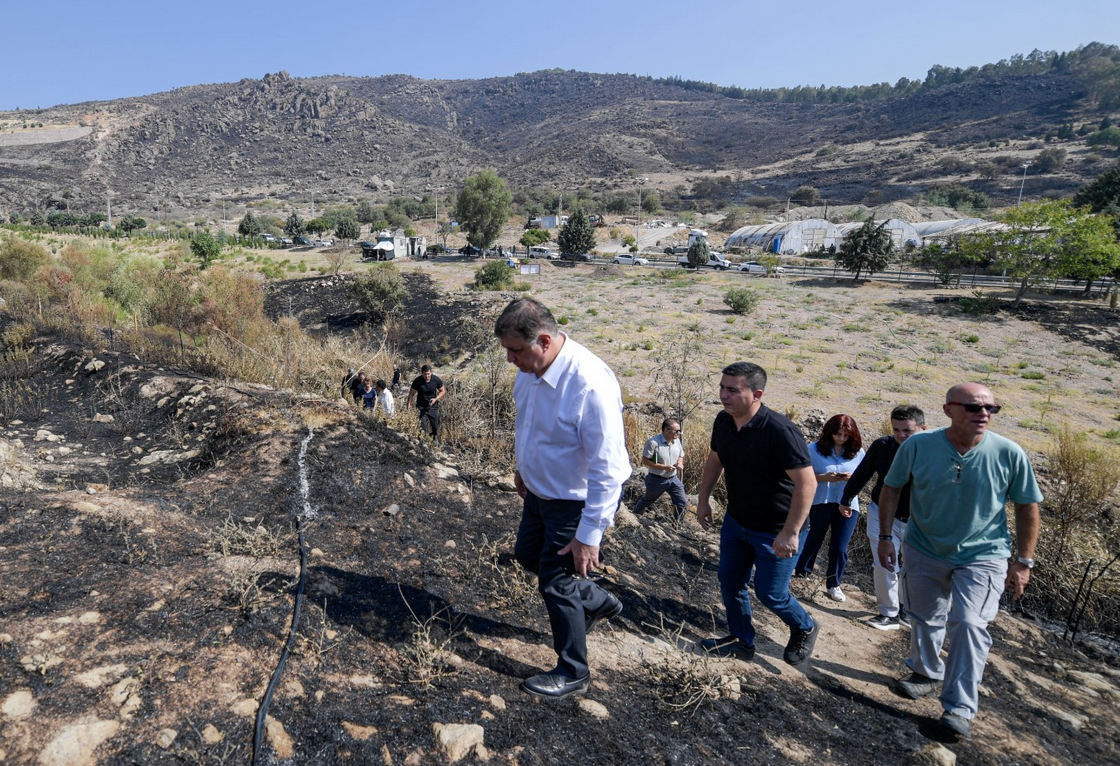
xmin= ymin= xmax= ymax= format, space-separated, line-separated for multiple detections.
xmin=513 ymin=470 xmax=527 ymax=500
xmin=877 ymin=540 xmax=898 ymax=571
xmin=696 ymin=498 xmax=713 ymax=531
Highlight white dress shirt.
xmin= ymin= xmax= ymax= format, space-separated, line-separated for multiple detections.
xmin=513 ymin=334 xmax=632 ymax=546
xmin=377 ymin=389 xmax=395 ymax=417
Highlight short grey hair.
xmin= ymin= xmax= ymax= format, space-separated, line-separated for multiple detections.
xmin=722 ymin=361 xmax=767 ymax=391
xmin=494 ymin=298 xmax=560 ymax=345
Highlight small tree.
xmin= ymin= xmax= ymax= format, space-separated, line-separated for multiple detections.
xmin=790 ymin=185 xmax=820 ymax=206
xmin=284 ymin=213 xmax=305 ymax=239
xmin=190 ymin=232 xmax=221 ymax=269
xmin=1045 ymin=425 xmax=1120 ymax=565
xmin=520 ymin=229 xmax=550 ymax=248
xmin=305 ymin=217 xmax=329 ymax=236
xmin=454 ymin=170 xmax=512 ymax=250
xmin=0 ymin=235 xmax=49 ymax=280
xmin=557 ymin=209 xmax=596 ymax=256
xmin=335 ymin=216 xmax=360 ymax=243
xmin=686 ymin=236 xmax=711 ymax=269
xmin=836 ymin=218 xmax=894 ymax=280
xmin=238 ymin=211 xmax=262 ymax=239
xmin=120 ymin=216 xmax=147 ymax=237
xmin=723 ymin=287 xmax=761 ymax=315
xmin=347 ymin=263 xmax=409 ymax=323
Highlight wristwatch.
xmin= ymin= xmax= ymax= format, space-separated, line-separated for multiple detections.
xmin=1015 ymin=556 xmax=1036 ymax=569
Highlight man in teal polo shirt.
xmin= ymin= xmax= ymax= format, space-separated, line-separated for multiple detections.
xmin=877 ymin=383 xmax=1041 ymax=740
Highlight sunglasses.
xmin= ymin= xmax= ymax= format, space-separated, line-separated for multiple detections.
xmin=947 ymin=402 xmax=1002 ymax=414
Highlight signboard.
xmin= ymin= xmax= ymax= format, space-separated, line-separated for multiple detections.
xmin=520 ymin=263 xmax=541 ymax=275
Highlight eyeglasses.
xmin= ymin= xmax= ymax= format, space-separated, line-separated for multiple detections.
xmin=947 ymin=402 xmax=1002 ymax=414
xmin=666 ymin=428 xmax=681 ymax=434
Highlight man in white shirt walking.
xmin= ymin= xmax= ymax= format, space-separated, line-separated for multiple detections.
xmin=495 ymin=298 xmax=632 ymax=699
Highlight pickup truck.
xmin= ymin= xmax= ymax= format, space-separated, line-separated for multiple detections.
xmin=677 ymin=253 xmax=732 ymax=270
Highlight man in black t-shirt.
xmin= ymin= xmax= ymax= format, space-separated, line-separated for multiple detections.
xmin=407 ymin=364 xmax=446 ymax=442
xmin=696 ymin=361 xmax=820 ymax=667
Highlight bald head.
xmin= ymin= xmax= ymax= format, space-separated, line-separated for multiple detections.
xmin=946 ymin=383 xmax=993 ymax=404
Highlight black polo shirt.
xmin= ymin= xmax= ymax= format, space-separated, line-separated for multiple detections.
xmin=710 ymin=405 xmax=811 ymax=534
xmin=840 ymin=435 xmax=912 ymax=522
xmin=410 ymin=374 xmax=443 ymax=409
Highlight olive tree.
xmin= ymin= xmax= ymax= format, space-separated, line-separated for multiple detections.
xmin=453 ymin=170 xmax=512 ymax=250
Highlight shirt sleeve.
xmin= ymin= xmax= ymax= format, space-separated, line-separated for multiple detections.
xmin=641 ymin=437 xmax=658 ymax=461
xmin=575 ymin=385 xmax=631 ymax=547
xmin=884 ymin=438 xmax=917 ymax=488
xmin=842 ymin=442 xmax=879 ymax=505
xmin=1007 ymin=444 xmax=1044 ymax=505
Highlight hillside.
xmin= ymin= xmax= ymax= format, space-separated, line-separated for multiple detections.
xmin=0 ymin=44 xmax=1117 ymax=223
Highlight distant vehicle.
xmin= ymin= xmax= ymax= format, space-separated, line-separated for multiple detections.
xmin=677 ymin=252 xmax=731 ymax=270
xmin=612 ymin=254 xmax=649 ymax=266
xmin=426 ymin=244 xmax=447 ymax=256
xmin=738 ymin=261 xmax=785 ymax=274
xmin=528 ymin=246 xmax=558 ymax=260
xmin=261 ymin=233 xmax=277 ymax=242
xmin=357 ymin=240 xmax=376 ymax=249
xmin=458 ymin=244 xmax=482 ymax=255
xmin=295 ymin=236 xmax=313 ymax=246
xmin=280 ymin=237 xmax=293 ymax=245
xmin=316 ymin=238 xmax=335 ymax=247
xmin=563 ymin=252 xmax=593 ymax=262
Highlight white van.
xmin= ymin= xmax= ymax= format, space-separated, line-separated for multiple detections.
xmin=529 ymin=246 xmax=558 ymax=260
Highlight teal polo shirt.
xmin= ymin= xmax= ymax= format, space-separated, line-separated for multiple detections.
xmin=884 ymin=428 xmax=1043 ymax=565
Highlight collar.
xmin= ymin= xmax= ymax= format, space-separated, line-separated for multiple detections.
xmin=537 ymin=333 xmax=573 ymax=389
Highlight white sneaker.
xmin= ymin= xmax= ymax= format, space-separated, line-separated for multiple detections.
xmin=827 ymin=586 xmax=846 ymax=602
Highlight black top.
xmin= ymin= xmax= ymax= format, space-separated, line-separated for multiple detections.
xmin=410 ymin=374 xmax=443 ymax=408
xmin=710 ymin=406 xmax=812 ymax=534
xmin=840 ymin=435 xmax=912 ymax=522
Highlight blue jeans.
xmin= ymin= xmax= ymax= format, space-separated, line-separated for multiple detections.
xmin=796 ymin=502 xmax=861 ymax=589
xmin=718 ymin=514 xmax=813 ymax=647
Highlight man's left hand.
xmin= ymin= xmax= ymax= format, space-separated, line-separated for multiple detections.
xmin=1006 ymin=561 xmax=1031 ymax=600
xmin=559 ymin=538 xmax=600 ymax=577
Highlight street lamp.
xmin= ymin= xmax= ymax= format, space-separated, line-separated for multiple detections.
xmin=1017 ymin=162 xmax=1032 ymax=205
xmin=635 ymin=177 xmax=649 ymax=250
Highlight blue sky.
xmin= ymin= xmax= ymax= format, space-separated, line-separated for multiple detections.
xmin=2 ymin=0 xmax=1117 ymax=111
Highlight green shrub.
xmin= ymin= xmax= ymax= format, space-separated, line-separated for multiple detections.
xmin=475 ymin=260 xmax=514 ymax=290
xmin=558 ymin=315 xmax=569 ymax=325
xmin=347 ymin=263 xmax=409 ymax=321
xmin=724 ymin=287 xmax=761 ymax=315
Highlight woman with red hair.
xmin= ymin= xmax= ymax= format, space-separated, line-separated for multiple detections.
xmin=795 ymin=414 xmax=866 ymax=601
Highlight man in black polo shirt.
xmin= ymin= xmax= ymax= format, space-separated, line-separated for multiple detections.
xmin=696 ymin=361 xmax=819 ymax=666
xmin=407 ymin=364 xmax=446 ymax=442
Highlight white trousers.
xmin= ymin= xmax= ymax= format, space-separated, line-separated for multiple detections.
xmin=901 ymin=543 xmax=1006 ymax=719
xmin=865 ymin=503 xmax=907 ymax=618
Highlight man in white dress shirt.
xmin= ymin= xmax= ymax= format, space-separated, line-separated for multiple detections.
xmin=495 ymin=298 xmax=632 ymax=699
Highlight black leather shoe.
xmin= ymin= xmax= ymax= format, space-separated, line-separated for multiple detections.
xmin=519 ymin=673 xmax=591 ymax=699
xmin=586 ymin=593 xmax=623 ymax=634
xmin=783 ymin=619 xmax=819 ymax=666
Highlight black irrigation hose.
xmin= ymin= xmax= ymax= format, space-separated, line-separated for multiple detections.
xmin=251 ymin=430 xmax=313 ymax=765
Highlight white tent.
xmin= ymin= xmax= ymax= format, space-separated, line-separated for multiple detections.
xmin=724 ymin=219 xmax=843 ymax=254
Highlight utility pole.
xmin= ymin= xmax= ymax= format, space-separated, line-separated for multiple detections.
xmin=1017 ymin=162 xmax=1032 ymax=205
xmin=635 ymin=178 xmax=649 ymax=249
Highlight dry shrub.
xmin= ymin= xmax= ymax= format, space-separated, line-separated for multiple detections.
xmin=639 ymin=615 xmax=741 ymax=716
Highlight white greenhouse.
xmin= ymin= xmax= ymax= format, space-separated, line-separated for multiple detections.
xmin=835 ymin=219 xmax=923 ymax=251
xmin=724 ymin=219 xmax=843 ymax=254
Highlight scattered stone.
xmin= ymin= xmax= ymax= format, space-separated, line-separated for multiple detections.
xmin=265 ymin=715 xmax=294 ymax=759
xmin=283 ymin=679 xmax=306 ymax=698
xmin=57 ymin=446 xmax=73 ymax=456
xmin=578 ymin=699 xmax=610 ymax=719
xmin=383 ymin=504 xmax=400 ymax=517
xmin=73 ymin=502 xmax=100 ymax=514
xmin=488 ymin=695 xmax=506 ymax=711
xmin=84 ymin=359 xmax=106 ymax=372
xmin=0 ymin=634 xmax=12 ymax=644
xmin=388 ymin=695 xmax=416 ymax=706
xmin=35 ymin=430 xmax=60 ymax=443
xmin=231 ymin=698 xmax=258 ymax=717
xmin=350 ymin=674 xmax=383 ymax=689
xmin=2 ymin=689 xmax=36 ymax=719
xmin=432 ymin=722 xmax=485 ymax=763
xmin=111 ymin=677 xmax=142 ymax=719
xmin=38 ymin=719 xmax=120 ymax=766
xmin=445 ymin=540 xmax=457 ymax=549
xmin=92 ymin=413 xmax=115 ymax=423
xmin=434 ymin=463 xmax=459 ymax=479
xmin=202 ymin=724 xmax=224 ymax=744
xmin=75 ymin=664 xmax=129 ymax=688
xmin=497 ymin=477 xmax=517 ymax=492
xmin=404 ymin=750 xmax=425 ymax=766
xmin=403 ymin=472 xmax=416 ymax=487
xmin=1051 ymin=708 xmax=1088 ymax=731
xmin=77 ymin=611 xmax=101 ymax=625
xmin=155 ymin=729 xmax=178 ymax=749
xmin=381 ymin=743 xmax=393 ymax=764
xmin=310 ymin=548 xmax=324 ymax=557
xmin=913 ymin=742 xmax=956 ymax=766
xmin=138 ymin=448 xmax=200 ymax=466
xmin=86 ymin=484 xmax=109 ymax=494
xmin=343 ymin=721 xmax=379 ymax=741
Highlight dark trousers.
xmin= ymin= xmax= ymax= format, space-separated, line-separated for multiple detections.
xmin=514 ymin=491 xmax=613 ymax=679
xmin=796 ymin=502 xmax=860 ymax=589
xmin=633 ymin=473 xmax=687 ymax=514
xmin=418 ymin=406 xmax=440 ymax=439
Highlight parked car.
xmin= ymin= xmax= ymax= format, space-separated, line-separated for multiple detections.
xmin=563 ymin=252 xmax=593 ymax=262
xmin=295 ymin=236 xmax=313 ymax=246
xmin=528 ymin=246 xmax=558 ymax=260
xmin=426 ymin=244 xmax=447 ymax=256
xmin=280 ymin=237 xmax=293 ymax=246
xmin=612 ymin=254 xmax=649 ymax=266
xmin=458 ymin=245 xmax=482 ymax=255
xmin=316 ymin=238 xmax=335 ymax=247
xmin=677 ymin=252 xmax=731 ymax=270
xmin=738 ymin=261 xmax=785 ymax=274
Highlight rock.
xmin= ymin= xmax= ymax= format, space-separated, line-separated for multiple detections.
xmin=84 ymin=359 xmax=106 ymax=372
xmin=342 ymin=722 xmax=379 ymax=741
xmin=488 ymin=694 xmax=506 ymax=711
xmin=155 ymin=729 xmax=178 ymax=749
xmin=231 ymin=698 xmax=258 ymax=717
xmin=497 ymin=477 xmax=517 ymax=492
xmin=403 ymin=472 xmax=416 ymax=487
xmin=913 ymin=743 xmax=956 ymax=766
xmin=432 ymin=723 xmax=485 ymax=763
xmin=38 ymin=719 xmax=120 ymax=766
xmin=75 ymin=664 xmax=129 ymax=688
xmin=2 ymin=689 xmax=36 ymax=719
xmin=77 ymin=611 xmax=100 ymax=625
xmin=265 ymin=715 xmax=294 ymax=759
xmin=111 ymin=677 xmax=142 ymax=719
xmin=434 ymin=463 xmax=459 ymax=479
xmin=92 ymin=413 xmax=115 ymax=423
xmin=578 ymin=699 xmax=610 ymax=719
xmin=1051 ymin=708 xmax=1088 ymax=731
xmin=201 ymin=724 xmax=224 ymax=744
xmin=85 ymin=484 xmax=108 ymax=494
xmin=383 ymin=504 xmax=400 ymax=517
xmin=445 ymin=540 xmax=456 ymax=549
xmin=35 ymin=430 xmax=60 ymax=443
xmin=73 ymin=502 xmax=100 ymax=514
